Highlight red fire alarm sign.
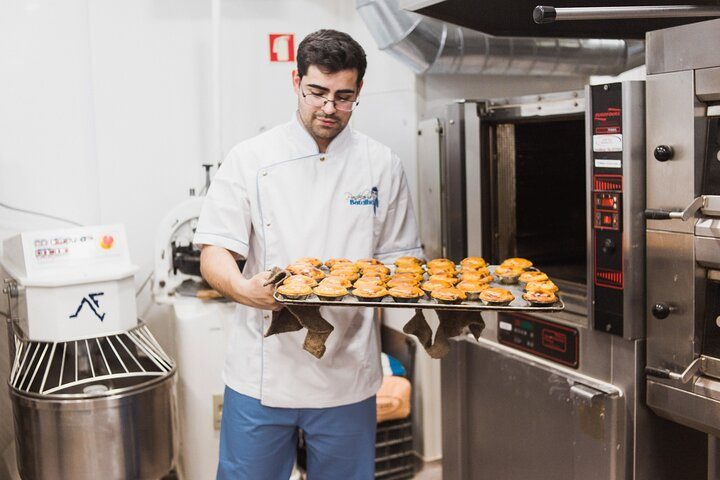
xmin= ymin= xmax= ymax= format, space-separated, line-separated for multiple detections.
xmin=269 ymin=34 xmax=295 ymax=62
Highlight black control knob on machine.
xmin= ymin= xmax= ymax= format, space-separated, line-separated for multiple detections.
xmin=652 ymin=303 xmax=671 ymax=320
xmin=653 ymin=145 xmax=674 ymax=162
xmin=600 ymin=238 xmax=615 ymax=255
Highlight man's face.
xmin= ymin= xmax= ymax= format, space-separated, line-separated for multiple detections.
xmin=293 ymin=65 xmax=362 ymax=145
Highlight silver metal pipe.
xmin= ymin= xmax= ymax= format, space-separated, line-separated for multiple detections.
xmin=358 ymin=0 xmax=645 ymax=77
xmin=534 ymin=5 xmax=720 ymax=23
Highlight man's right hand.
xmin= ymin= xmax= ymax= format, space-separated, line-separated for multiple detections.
xmin=232 ymin=271 xmax=283 ymax=311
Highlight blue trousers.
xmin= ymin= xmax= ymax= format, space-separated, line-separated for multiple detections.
xmin=217 ymin=387 xmax=376 ymax=480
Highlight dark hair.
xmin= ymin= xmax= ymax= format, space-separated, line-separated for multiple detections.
xmin=297 ymin=29 xmax=367 ymax=85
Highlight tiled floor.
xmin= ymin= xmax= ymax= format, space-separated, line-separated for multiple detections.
xmin=414 ymin=460 xmax=442 ymax=479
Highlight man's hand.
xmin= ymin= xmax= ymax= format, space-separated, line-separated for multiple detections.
xmin=233 ymin=271 xmax=283 ymax=311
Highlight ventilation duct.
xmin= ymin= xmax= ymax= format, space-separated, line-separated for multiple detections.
xmin=356 ymin=0 xmax=645 ymax=76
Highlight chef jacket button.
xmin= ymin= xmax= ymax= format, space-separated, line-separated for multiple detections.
xmin=319 ymin=156 xmax=326 ymax=162
xmin=261 ymin=170 xmax=268 ymax=176
xmin=266 ymin=222 xmax=271 ymax=227
xmin=264 ymin=314 xmax=269 ymax=320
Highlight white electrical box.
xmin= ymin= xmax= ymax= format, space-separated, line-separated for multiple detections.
xmin=1 ymin=224 xmax=139 ymax=342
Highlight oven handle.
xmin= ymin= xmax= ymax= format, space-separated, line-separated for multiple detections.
xmin=645 ymin=196 xmax=705 ymax=221
xmin=646 ymin=357 xmax=704 ymax=384
xmin=533 ymin=5 xmax=720 ymax=23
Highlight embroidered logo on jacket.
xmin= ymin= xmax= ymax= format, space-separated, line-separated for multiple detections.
xmin=346 ymin=187 xmax=379 ymax=214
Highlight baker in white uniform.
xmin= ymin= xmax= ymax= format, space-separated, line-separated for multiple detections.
xmin=194 ymin=29 xmax=422 ymax=480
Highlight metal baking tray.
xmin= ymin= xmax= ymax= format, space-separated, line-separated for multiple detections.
xmin=274 ymin=265 xmax=564 ymax=313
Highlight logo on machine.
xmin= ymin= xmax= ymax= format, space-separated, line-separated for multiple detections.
xmin=69 ymin=292 xmax=106 ymax=322
xmin=345 ymin=187 xmax=379 ymax=214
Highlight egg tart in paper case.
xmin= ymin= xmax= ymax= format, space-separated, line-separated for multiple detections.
xmin=328 ymin=268 xmax=360 ymax=282
xmin=287 ymin=263 xmax=326 ymax=281
xmin=431 ymin=287 xmax=467 ymax=305
xmin=460 ymin=256 xmax=487 ymax=270
xmin=283 ymin=274 xmax=318 ymax=288
xmin=494 ymin=265 xmax=522 ymax=284
xmin=277 ymin=283 xmax=313 ymax=300
xmin=394 ymin=256 xmax=425 ymax=268
xmin=456 ymin=281 xmax=490 ymax=301
xmin=360 ymin=271 xmax=391 ymax=283
xmin=312 ymin=284 xmax=348 ymax=301
xmin=391 ymin=272 xmax=424 ymax=283
xmin=388 ymin=285 xmax=425 ymax=303
xmin=479 ymin=287 xmax=515 ymax=306
xmin=353 ymin=277 xmax=386 ymax=289
xmin=387 ymin=277 xmax=421 ymax=288
xmin=427 ymin=258 xmax=454 ymax=270
xmin=352 ymin=284 xmax=389 ymax=302
xmin=525 ymin=280 xmax=559 ymax=294
xmin=460 ymin=270 xmax=493 ymax=284
xmin=519 ymin=271 xmax=549 ymax=284
xmin=362 ymin=264 xmax=391 ymax=276
xmin=523 ymin=290 xmax=558 ymax=306
xmin=355 ymin=258 xmax=382 ymax=270
xmin=500 ymin=257 xmax=533 ymax=270
xmin=421 ymin=279 xmax=453 ymax=295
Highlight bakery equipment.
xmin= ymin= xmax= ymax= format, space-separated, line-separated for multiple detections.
xmin=643 ymin=17 xmax=720 ymax=457
xmin=1 ymin=224 xmax=177 ymax=480
xmin=153 ymin=193 xmax=235 ymax=480
xmin=424 ymin=80 xmax=707 ymax=479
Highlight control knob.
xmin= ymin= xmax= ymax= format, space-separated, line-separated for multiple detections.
xmin=652 ymin=303 xmax=671 ymax=320
xmin=653 ymin=145 xmax=674 ymax=162
xmin=600 ymin=238 xmax=616 ymax=255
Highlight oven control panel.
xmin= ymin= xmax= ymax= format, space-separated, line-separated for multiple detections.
xmin=498 ymin=313 xmax=579 ymax=368
xmin=590 ymin=83 xmax=627 ymax=336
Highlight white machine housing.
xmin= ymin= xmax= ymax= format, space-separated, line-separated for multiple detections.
xmin=1 ymin=224 xmax=139 ymax=342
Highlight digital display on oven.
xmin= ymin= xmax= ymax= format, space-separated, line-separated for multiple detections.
xmin=498 ymin=313 xmax=579 ymax=368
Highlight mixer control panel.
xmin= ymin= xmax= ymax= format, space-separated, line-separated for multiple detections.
xmin=29 ymin=230 xmax=119 ymax=265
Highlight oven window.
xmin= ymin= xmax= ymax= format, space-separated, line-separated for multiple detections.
xmin=494 ymin=119 xmax=586 ymax=285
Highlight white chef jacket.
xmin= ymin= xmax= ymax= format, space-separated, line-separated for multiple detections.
xmin=193 ymin=113 xmax=422 ymax=408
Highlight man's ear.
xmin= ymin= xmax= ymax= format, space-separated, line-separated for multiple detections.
xmin=356 ymin=79 xmax=364 ymax=97
xmin=292 ymin=70 xmax=301 ymax=94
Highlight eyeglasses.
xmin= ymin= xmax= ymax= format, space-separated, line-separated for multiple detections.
xmin=300 ymin=86 xmax=359 ymax=112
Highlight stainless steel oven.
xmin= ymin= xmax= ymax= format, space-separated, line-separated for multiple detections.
xmin=419 ymin=83 xmax=708 ymax=479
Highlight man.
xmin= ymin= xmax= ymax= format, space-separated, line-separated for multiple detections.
xmin=194 ymin=29 xmax=422 ymax=479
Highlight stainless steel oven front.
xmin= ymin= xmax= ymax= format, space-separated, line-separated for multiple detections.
xmin=418 ymin=84 xmax=707 ymax=479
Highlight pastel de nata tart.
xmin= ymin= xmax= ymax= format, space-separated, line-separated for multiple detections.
xmin=387 ymin=277 xmax=421 ymax=288
xmin=395 ymin=264 xmax=425 ymax=275
xmin=293 ymin=257 xmax=322 ymax=268
xmin=388 ymin=285 xmax=425 ymax=303
xmin=312 ymin=284 xmax=348 ymax=301
xmin=479 ymin=287 xmax=515 ymax=306
xmin=319 ymin=276 xmax=352 ymax=289
xmin=360 ymin=272 xmax=392 ymax=284
xmin=431 ymin=287 xmax=467 ymax=304
xmin=394 ymin=256 xmax=425 ymax=268
xmin=276 ymin=283 xmax=313 ymax=300
xmin=325 ymin=258 xmax=353 ymax=269
xmin=525 ymin=280 xmax=559 ymax=294
xmin=500 ymin=257 xmax=533 ymax=270
xmin=331 ymin=263 xmax=360 ymax=273
xmin=519 ymin=271 xmax=549 ymax=284
xmin=283 ymin=274 xmax=318 ymax=288
xmin=460 ymin=271 xmax=493 ymax=284
xmin=287 ymin=263 xmax=326 ymax=281
xmin=362 ymin=264 xmax=391 ymax=275
xmin=428 ymin=273 xmax=460 ymax=285
xmin=421 ymin=279 xmax=453 ymax=295
xmin=460 ymin=256 xmax=487 ymax=270
xmin=523 ymin=291 xmax=558 ymax=306
xmin=356 ymin=258 xmax=382 ymax=270
xmin=427 ymin=265 xmax=457 ymax=276
xmin=456 ymin=281 xmax=489 ymax=301
xmin=427 ymin=258 xmax=455 ymax=270
xmin=494 ymin=265 xmax=522 ymax=284
xmin=461 ymin=266 xmax=490 ymax=276
xmin=328 ymin=268 xmax=360 ymax=282
xmin=353 ymin=277 xmax=386 ymax=288
xmin=391 ymin=272 xmax=424 ymax=283
xmin=352 ymin=284 xmax=389 ymax=302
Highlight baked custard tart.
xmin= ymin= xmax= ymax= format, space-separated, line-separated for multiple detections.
xmin=427 ymin=265 xmax=457 ymax=277
xmin=431 ymin=287 xmax=467 ymax=305
xmin=387 ymin=277 xmax=421 ymax=288
xmin=325 ymin=258 xmax=352 ymax=269
xmin=356 ymin=258 xmax=382 ymax=270
xmin=287 ymin=263 xmax=326 ymax=281
xmin=363 ymin=264 xmax=391 ymax=275
xmin=500 ymin=257 xmax=533 ymax=270
xmin=519 ymin=271 xmax=549 ymax=284
xmin=460 ymin=271 xmax=493 ymax=284
xmin=294 ymin=257 xmax=322 ymax=268
xmin=525 ymin=280 xmax=559 ymax=294
xmin=319 ymin=276 xmax=352 ymax=289
xmin=421 ymin=279 xmax=453 ymax=295
xmin=522 ymin=291 xmax=558 ymax=306
xmin=394 ymin=256 xmax=424 ymax=268
xmin=388 ymin=285 xmax=425 ymax=303
xmin=428 ymin=273 xmax=460 ymax=285
xmin=427 ymin=258 xmax=455 ymax=270
xmin=353 ymin=278 xmax=386 ymax=289
xmin=456 ymin=281 xmax=489 ymax=301
xmin=276 ymin=283 xmax=313 ymax=300
xmin=494 ymin=265 xmax=523 ymax=284
xmin=479 ymin=287 xmax=515 ymax=306
xmin=352 ymin=285 xmax=389 ymax=302
xmin=395 ymin=264 xmax=425 ymax=275
xmin=328 ymin=268 xmax=360 ymax=282
xmin=312 ymin=284 xmax=348 ymax=301
xmin=283 ymin=274 xmax=318 ymax=288
xmin=460 ymin=256 xmax=487 ymax=270
xmin=360 ymin=272 xmax=391 ymax=283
